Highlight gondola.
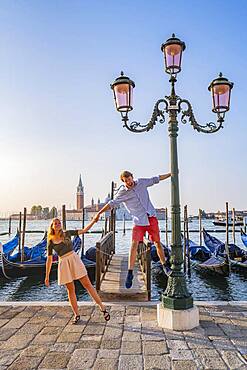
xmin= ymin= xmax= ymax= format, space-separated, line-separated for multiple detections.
xmin=202 ymin=229 xmax=247 ymax=272
xmin=241 ymin=229 xmax=247 ymax=249
xmin=227 ymin=230 xmax=247 ymax=270
xmin=193 ymin=230 xmax=230 ymax=275
xmin=204 ymin=228 xmax=246 ymax=258
xmin=202 ymin=229 xmax=223 ymax=254
xmin=179 ymin=232 xmax=229 ymax=275
xmin=8 ymin=232 xmax=47 ymax=262
xmin=150 ymin=243 xmax=170 ymax=263
xmin=0 ymin=235 xmax=95 ymax=279
xmin=230 ymin=257 xmax=247 ymax=270
xmin=181 ymin=237 xmax=211 ymax=262
xmin=195 ymin=255 xmax=230 ymax=275
xmin=1 ymin=232 xmax=20 ymax=255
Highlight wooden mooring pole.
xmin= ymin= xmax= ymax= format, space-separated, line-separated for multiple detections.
xmin=104 ymin=217 xmax=108 ymax=235
xmin=183 ymin=206 xmax=187 ymax=273
xmin=110 ymin=181 xmax=116 ymax=252
xmin=110 ymin=181 xmax=114 ymax=232
xmin=81 ymin=207 xmax=85 ymax=258
xmin=8 ymin=216 xmax=12 ymax=236
xmin=185 ymin=206 xmax=191 ymax=277
xmin=199 ymin=208 xmax=202 ymax=246
xmin=165 ymin=207 xmax=168 ymax=247
xmin=225 ymin=202 xmax=231 ymax=273
xmin=123 ymin=213 xmax=126 ymax=235
xmin=113 ymin=210 xmax=116 ymax=253
xmin=62 ymin=205 xmax=66 ymax=230
xmin=232 ymin=207 xmax=236 ymax=244
xmin=18 ymin=212 xmax=22 ymax=255
xmin=96 ymin=241 xmax=101 ymax=291
xmin=21 ymin=208 xmax=27 ymax=263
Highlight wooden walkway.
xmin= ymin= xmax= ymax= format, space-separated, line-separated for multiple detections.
xmin=95 ymin=229 xmax=151 ymax=302
xmin=98 ymin=254 xmax=149 ymax=302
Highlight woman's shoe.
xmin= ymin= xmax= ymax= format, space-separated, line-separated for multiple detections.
xmin=72 ymin=315 xmax=80 ymax=324
xmin=101 ymin=309 xmax=110 ymax=321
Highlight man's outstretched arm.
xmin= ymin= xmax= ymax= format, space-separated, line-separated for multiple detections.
xmin=93 ymin=203 xmax=111 ymax=222
xmin=143 ymin=173 xmax=171 ymax=187
xmin=159 ymin=173 xmax=171 ymax=181
xmin=93 ymin=188 xmax=129 ymax=222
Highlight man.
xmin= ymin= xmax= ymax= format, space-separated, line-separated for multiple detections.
xmin=94 ymin=170 xmax=171 ymax=289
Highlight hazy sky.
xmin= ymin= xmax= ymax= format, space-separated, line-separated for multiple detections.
xmin=0 ymin=0 xmax=246 ymax=216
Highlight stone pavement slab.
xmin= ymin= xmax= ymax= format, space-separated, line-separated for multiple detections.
xmin=0 ymin=302 xmax=246 ymax=369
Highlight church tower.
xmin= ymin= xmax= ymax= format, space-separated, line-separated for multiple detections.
xmin=76 ymin=174 xmax=84 ymax=211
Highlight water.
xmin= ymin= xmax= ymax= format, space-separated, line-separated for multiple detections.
xmin=0 ymin=219 xmax=246 ymax=302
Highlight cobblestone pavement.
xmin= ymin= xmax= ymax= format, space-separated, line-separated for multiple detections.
xmin=0 ymin=303 xmax=246 ymax=369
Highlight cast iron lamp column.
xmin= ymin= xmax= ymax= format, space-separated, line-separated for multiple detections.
xmin=111 ymin=34 xmax=233 ymax=312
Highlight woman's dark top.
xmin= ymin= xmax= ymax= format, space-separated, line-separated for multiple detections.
xmin=47 ymin=230 xmax=79 ymax=257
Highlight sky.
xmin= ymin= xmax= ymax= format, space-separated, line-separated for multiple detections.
xmin=0 ymin=0 xmax=246 ymax=216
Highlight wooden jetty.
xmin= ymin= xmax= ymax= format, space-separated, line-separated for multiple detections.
xmin=99 ymin=254 xmax=149 ymax=302
xmin=95 ymin=226 xmax=151 ymax=302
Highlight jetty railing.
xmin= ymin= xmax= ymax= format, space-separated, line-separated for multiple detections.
xmin=96 ymin=231 xmax=114 ymax=291
xmin=138 ymin=238 xmax=151 ymax=300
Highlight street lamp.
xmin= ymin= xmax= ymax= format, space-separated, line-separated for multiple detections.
xmin=161 ymin=33 xmax=185 ymax=75
xmin=111 ymin=34 xmax=233 ymax=330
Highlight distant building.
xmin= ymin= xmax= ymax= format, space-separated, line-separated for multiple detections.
xmin=65 ymin=209 xmax=83 ymax=221
xmin=76 ymin=174 xmax=84 ymax=211
xmin=63 ymin=176 xmax=111 ymax=221
xmin=10 ymin=213 xmax=38 ymax=221
xmin=63 ymin=175 xmax=85 ymax=220
xmin=203 ymin=210 xmax=247 ymax=220
xmin=84 ymin=195 xmax=111 ymax=221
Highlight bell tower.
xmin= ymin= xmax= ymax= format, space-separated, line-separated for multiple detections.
xmin=76 ymin=174 xmax=84 ymax=211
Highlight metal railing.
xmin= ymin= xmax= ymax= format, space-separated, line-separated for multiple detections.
xmin=138 ymin=238 xmax=151 ymax=300
xmin=96 ymin=231 xmax=114 ymax=291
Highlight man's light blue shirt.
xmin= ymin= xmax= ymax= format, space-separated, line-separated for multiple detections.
xmin=108 ymin=176 xmax=160 ymax=226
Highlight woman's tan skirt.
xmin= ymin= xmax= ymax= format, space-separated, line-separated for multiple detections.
xmin=58 ymin=251 xmax=87 ymax=285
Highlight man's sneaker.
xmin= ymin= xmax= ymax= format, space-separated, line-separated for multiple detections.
xmin=125 ymin=272 xmax=134 ymax=289
xmin=163 ymin=264 xmax=172 ymax=276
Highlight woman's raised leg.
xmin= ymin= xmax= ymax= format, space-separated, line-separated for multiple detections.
xmin=79 ymin=275 xmax=104 ymax=310
xmin=79 ymin=275 xmax=110 ymax=321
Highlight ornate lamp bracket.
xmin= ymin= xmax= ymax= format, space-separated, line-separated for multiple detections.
xmin=121 ymin=99 xmax=169 ymax=133
xmin=178 ymin=99 xmax=224 ymax=134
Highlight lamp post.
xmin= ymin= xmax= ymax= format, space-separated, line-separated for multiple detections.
xmin=111 ymin=34 xmax=233 ymax=330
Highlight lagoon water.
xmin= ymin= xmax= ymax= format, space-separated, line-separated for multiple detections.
xmin=0 ymin=219 xmax=246 ymax=302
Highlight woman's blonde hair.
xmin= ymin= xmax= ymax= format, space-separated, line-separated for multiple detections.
xmin=47 ymin=218 xmax=64 ymax=242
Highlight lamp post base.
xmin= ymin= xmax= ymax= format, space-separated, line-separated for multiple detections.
xmin=162 ymin=295 xmax=193 ymax=310
xmin=157 ymin=303 xmax=199 ymax=331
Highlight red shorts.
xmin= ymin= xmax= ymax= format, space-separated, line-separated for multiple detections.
xmin=132 ymin=216 xmax=160 ymax=243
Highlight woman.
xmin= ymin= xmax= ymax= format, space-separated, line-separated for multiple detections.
xmin=45 ymin=218 xmax=110 ymax=324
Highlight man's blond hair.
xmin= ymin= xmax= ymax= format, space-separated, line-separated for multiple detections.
xmin=120 ymin=170 xmax=133 ymax=181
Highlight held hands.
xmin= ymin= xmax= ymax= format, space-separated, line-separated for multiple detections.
xmin=81 ymin=215 xmax=99 ymax=234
